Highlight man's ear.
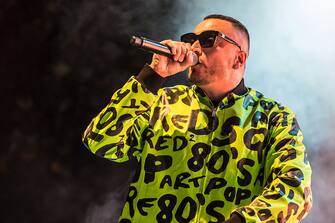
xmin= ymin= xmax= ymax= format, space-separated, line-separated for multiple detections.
xmin=233 ymin=51 xmax=247 ymax=69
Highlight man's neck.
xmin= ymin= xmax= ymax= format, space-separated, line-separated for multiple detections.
xmin=200 ymin=78 xmax=245 ymax=102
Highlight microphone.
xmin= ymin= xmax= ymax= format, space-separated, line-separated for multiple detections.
xmin=130 ymin=36 xmax=198 ymax=66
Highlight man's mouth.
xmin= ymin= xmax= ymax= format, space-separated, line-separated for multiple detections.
xmin=194 ymin=60 xmax=204 ymax=67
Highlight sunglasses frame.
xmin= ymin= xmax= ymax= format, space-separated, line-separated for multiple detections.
xmin=181 ymin=30 xmax=242 ymax=50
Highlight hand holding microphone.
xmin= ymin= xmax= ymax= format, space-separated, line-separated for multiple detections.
xmin=130 ymin=36 xmax=199 ymax=77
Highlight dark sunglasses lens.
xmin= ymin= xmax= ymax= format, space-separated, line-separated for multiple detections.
xmin=199 ymin=31 xmax=217 ymax=48
xmin=181 ymin=33 xmax=197 ymax=44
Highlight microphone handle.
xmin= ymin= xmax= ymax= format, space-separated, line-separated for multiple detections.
xmin=130 ymin=36 xmax=174 ymax=58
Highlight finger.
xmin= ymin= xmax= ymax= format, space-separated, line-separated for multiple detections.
xmin=185 ymin=43 xmax=192 ymax=51
xmin=163 ymin=40 xmax=178 ymax=61
xmin=174 ymin=44 xmax=182 ymax=61
xmin=178 ymin=46 xmax=186 ymax=62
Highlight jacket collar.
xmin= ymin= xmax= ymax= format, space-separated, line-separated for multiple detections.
xmin=193 ymin=79 xmax=248 ymax=107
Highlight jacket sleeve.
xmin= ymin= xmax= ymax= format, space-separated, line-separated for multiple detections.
xmin=233 ymin=108 xmax=313 ymax=222
xmin=82 ymin=65 xmax=165 ymax=162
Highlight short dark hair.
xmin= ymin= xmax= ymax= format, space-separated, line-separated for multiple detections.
xmin=204 ymin=14 xmax=250 ymax=52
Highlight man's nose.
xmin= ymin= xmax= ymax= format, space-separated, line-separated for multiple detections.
xmin=191 ymin=40 xmax=202 ymax=56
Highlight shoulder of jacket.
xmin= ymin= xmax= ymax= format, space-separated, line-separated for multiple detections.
xmin=248 ymin=88 xmax=295 ymax=115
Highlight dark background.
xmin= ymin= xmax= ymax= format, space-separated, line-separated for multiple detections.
xmin=1 ymin=1 xmax=188 ymax=222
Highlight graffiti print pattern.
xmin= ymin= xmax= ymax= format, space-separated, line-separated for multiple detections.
xmin=83 ymin=76 xmax=312 ymax=222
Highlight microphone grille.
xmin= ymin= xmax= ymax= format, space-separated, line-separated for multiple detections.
xmin=130 ymin=36 xmax=143 ymax=47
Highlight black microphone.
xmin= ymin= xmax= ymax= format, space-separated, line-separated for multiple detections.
xmin=130 ymin=36 xmax=198 ymax=66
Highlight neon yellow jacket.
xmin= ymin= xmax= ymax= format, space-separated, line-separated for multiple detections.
xmin=83 ymin=67 xmax=312 ymax=223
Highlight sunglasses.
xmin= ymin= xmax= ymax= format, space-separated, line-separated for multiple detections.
xmin=180 ymin=30 xmax=241 ymax=50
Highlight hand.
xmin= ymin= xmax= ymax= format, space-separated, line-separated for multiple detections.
xmin=149 ymin=40 xmax=195 ymax=77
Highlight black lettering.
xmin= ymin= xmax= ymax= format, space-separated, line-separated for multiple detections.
xmin=196 ymin=193 xmax=205 ymax=205
xmin=189 ymin=109 xmax=217 ymax=135
xmin=235 ymin=188 xmax=251 ymax=205
xmin=144 ymin=154 xmax=172 ymax=184
xmin=277 ymin=202 xmax=299 ymax=222
xmin=137 ymin=198 xmax=157 ymax=216
xmin=84 ymin=120 xmax=104 ymax=143
xmin=150 ymin=107 xmax=161 ymax=128
xmin=142 ymin=128 xmax=154 ymax=148
xmin=280 ymin=148 xmax=297 ymax=162
xmin=274 ymin=138 xmax=295 ymax=152
xmin=188 ymin=176 xmax=206 ymax=188
xmin=264 ymin=183 xmax=286 ymax=200
xmin=126 ymin=186 xmax=137 ymax=217
xmin=251 ymin=111 xmax=268 ymax=127
xmin=239 ymin=207 xmax=255 ymax=216
xmin=126 ymin=127 xmax=138 ymax=148
xmin=205 ymin=177 xmax=227 ymax=195
xmin=164 ymin=88 xmax=184 ymax=104
xmin=289 ymin=117 xmax=300 ymax=136
xmin=160 ymin=175 xmax=173 ymax=189
xmin=187 ymin=143 xmax=211 ymax=172
xmin=156 ymin=194 xmax=177 ymax=223
xmin=237 ymin=158 xmax=255 ymax=186
xmin=224 ymin=93 xmax=236 ymax=109
xmin=131 ymin=80 xmax=138 ymax=93
xmin=257 ymin=209 xmax=272 ymax=221
xmin=110 ymin=89 xmax=130 ymax=104
xmin=243 ymin=95 xmax=257 ymax=110
xmin=243 ymin=128 xmax=268 ymax=164
xmin=260 ymin=100 xmax=275 ymax=111
xmin=288 ymin=189 xmax=295 ymax=200
xmin=149 ymin=106 xmax=169 ymax=131
xmin=254 ymin=167 xmax=265 ymax=187
xmin=173 ymin=136 xmax=188 ymax=151
xmin=172 ymin=115 xmax=189 ymax=129
xmin=96 ymin=107 xmax=117 ymax=129
xmin=122 ymin=98 xmax=140 ymax=109
xmin=206 ymin=200 xmax=225 ymax=223
xmin=212 ymin=116 xmax=240 ymax=147
xmin=174 ymin=172 xmax=191 ymax=189
xmin=206 ymin=150 xmax=230 ymax=174
xmin=270 ymin=112 xmax=289 ymax=127
xmin=189 ymin=134 xmax=195 ymax=142
xmin=155 ymin=136 xmax=172 ymax=150
xmin=86 ymin=131 xmax=104 ymax=142
xmin=224 ymin=187 xmax=236 ymax=202
xmin=231 ymin=147 xmax=238 ymax=159
xmin=95 ymin=142 xmax=123 ymax=158
xmin=106 ymin=114 xmax=133 ymax=136
xmin=175 ymin=197 xmax=197 ymax=223
xmin=181 ymin=93 xmax=191 ymax=106
xmin=279 ymin=168 xmax=304 ymax=187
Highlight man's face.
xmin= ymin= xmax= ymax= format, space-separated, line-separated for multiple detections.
xmin=187 ymin=19 xmax=245 ymax=86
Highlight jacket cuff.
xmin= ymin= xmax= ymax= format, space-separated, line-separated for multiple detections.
xmin=136 ymin=64 xmax=166 ymax=94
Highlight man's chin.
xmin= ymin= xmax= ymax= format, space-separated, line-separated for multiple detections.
xmin=187 ymin=71 xmax=209 ymax=86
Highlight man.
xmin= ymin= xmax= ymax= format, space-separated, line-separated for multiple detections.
xmin=83 ymin=14 xmax=312 ymax=222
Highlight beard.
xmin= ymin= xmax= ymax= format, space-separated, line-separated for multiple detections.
xmin=187 ymin=66 xmax=213 ymax=86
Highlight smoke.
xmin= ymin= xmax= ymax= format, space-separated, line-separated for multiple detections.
xmin=175 ymin=0 xmax=335 ymax=222
xmin=84 ymin=184 xmax=131 ymax=223
xmin=176 ymin=0 xmax=335 ymax=149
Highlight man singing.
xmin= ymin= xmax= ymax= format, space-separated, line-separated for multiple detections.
xmin=82 ymin=14 xmax=312 ymax=223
